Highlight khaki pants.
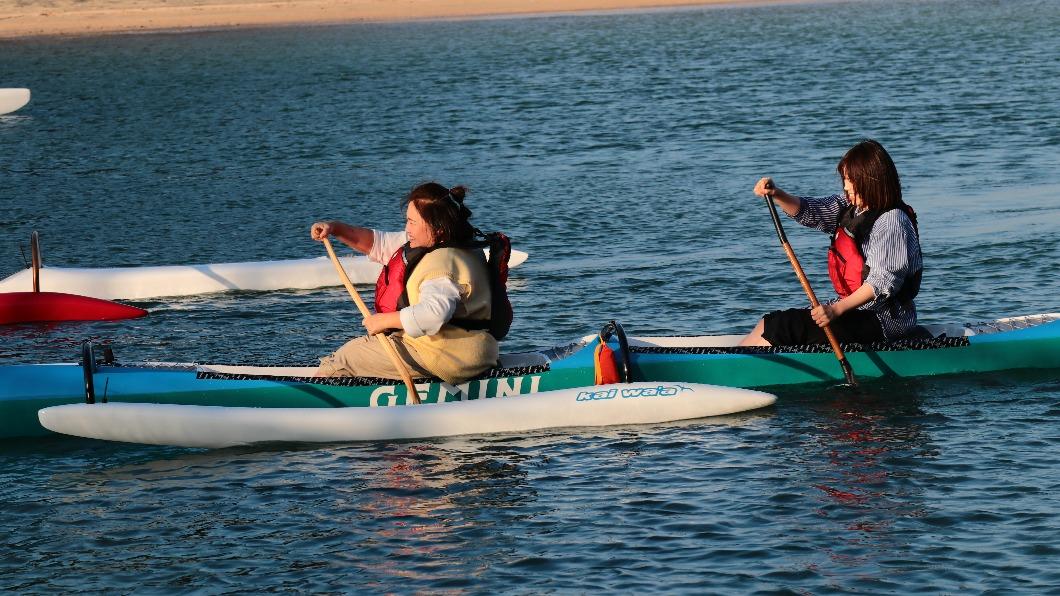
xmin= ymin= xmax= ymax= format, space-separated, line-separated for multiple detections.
xmin=317 ymin=334 xmax=434 ymax=379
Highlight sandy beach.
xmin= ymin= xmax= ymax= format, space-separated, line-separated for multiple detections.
xmin=0 ymin=0 xmax=804 ymax=39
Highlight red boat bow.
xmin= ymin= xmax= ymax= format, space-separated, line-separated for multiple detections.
xmin=0 ymin=291 xmax=147 ymax=325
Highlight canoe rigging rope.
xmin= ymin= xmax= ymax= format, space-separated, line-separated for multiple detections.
xmin=967 ymin=313 xmax=1060 ymax=335
xmin=195 ymin=363 xmax=551 ymax=386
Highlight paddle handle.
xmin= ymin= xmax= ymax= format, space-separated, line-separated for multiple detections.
xmin=763 ymin=188 xmax=858 ymax=386
xmin=322 ymin=238 xmax=422 ymax=405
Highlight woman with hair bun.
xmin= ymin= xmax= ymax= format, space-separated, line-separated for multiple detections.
xmin=739 ymin=139 xmax=923 ymax=346
xmin=310 ymin=182 xmax=503 ymax=384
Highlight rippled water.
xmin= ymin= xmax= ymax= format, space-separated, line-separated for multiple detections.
xmin=2 ymin=0 xmax=1059 ymax=591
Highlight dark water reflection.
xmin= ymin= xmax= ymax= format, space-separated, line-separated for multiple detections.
xmin=3 ymin=371 xmax=1060 ymax=591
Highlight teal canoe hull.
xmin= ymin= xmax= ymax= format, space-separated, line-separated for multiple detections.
xmin=634 ymin=333 xmax=1060 ymax=387
xmin=3 ymin=315 xmax=1059 ymax=440
xmin=1 ymin=359 xmax=590 ymax=440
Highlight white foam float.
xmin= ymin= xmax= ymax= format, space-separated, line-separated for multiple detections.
xmin=38 ymin=381 xmax=777 ymax=448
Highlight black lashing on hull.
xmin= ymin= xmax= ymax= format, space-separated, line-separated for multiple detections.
xmin=630 ymin=336 xmax=970 ymax=355
xmin=195 ymin=363 xmax=551 ymax=386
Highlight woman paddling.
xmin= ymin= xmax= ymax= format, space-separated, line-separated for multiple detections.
xmin=311 ymin=183 xmax=505 ymax=384
xmin=740 ymin=139 xmax=923 ymax=347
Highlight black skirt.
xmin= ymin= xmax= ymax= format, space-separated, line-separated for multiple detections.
xmin=762 ymin=307 xmax=885 ymax=346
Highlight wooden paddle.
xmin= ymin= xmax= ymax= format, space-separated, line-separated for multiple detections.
xmin=762 ymin=181 xmax=858 ymax=387
xmin=321 ymin=237 xmax=421 ymax=405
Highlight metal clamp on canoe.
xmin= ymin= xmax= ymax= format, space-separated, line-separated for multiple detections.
xmin=599 ymin=320 xmax=632 ymax=383
xmin=81 ymin=341 xmax=97 ymax=404
xmin=80 ymin=341 xmax=114 ymax=404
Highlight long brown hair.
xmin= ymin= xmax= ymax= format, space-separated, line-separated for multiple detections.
xmin=403 ymin=182 xmax=475 ymax=245
xmin=837 ymin=139 xmax=902 ymax=211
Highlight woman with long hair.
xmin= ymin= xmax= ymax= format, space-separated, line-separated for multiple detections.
xmin=740 ymin=139 xmax=923 ymax=346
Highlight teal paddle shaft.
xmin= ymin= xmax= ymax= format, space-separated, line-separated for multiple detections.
xmin=763 ymin=183 xmax=858 ymax=387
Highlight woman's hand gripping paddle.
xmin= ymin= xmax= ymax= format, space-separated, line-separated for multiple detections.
xmin=762 ymin=181 xmax=858 ymax=387
xmin=322 ymin=237 xmax=422 ymax=405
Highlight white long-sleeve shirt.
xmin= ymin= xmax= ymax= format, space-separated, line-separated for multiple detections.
xmin=369 ymin=230 xmax=462 ymax=338
xmin=792 ymin=195 xmax=923 ymax=339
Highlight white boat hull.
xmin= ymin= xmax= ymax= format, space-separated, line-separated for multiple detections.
xmin=38 ymin=382 xmax=776 ymax=448
xmin=0 ymin=88 xmax=31 ymax=115
xmin=0 ymin=250 xmax=528 ymax=300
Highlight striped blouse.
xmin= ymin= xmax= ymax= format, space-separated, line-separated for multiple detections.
xmin=792 ymin=194 xmax=923 ymax=339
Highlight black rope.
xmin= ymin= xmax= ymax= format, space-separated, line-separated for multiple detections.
xmin=629 ymin=336 xmax=970 ymax=355
xmin=195 ymin=363 xmax=551 ymax=386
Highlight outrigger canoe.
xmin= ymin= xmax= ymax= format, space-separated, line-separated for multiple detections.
xmin=0 ymin=250 xmax=529 ymax=301
xmin=6 ymin=313 xmax=1060 ymax=441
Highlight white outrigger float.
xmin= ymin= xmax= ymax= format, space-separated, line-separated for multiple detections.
xmin=0 ymin=88 xmax=31 ymax=115
xmin=0 ymin=250 xmax=528 ymax=300
xmin=37 ymin=381 xmax=778 ymax=448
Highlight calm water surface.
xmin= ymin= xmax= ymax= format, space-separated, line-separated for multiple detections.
xmin=1 ymin=0 xmax=1059 ymax=592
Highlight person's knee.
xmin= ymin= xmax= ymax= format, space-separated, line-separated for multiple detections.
xmin=739 ymin=318 xmax=771 ymax=347
xmin=315 ymin=357 xmax=340 ymax=378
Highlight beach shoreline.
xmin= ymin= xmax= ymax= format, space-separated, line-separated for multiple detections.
xmin=0 ymin=0 xmax=809 ymax=40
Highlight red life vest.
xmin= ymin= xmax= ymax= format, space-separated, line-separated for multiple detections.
xmin=374 ymin=232 xmax=514 ymax=340
xmin=827 ymin=203 xmax=921 ymax=300
xmin=374 ymin=247 xmax=411 ymax=315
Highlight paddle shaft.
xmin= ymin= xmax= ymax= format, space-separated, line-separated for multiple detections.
xmin=763 ymin=188 xmax=858 ymax=387
xmin=321 ymin=238 xmax=421 ymax=405
xmin=31 ymin=231 xmax=40 ymax=293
